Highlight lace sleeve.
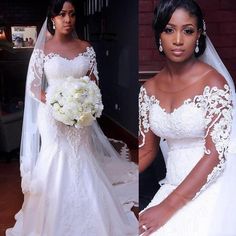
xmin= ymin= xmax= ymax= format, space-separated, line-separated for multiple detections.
xmin=26 ymin=49 xmax=45 ymax=101
xmin=194 ymin=84 xmax=233 ymax=197
xmin=139 ymin=86 xmax=151 ymax=148
xmin=87 ymin=46 xmax=99 ymax=82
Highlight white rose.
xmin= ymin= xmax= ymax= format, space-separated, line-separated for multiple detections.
xmin=76 ymin=113 xmax=95 ymax=127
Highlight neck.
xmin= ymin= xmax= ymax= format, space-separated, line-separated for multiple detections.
xmin=53 ymin=32 xmax=74 ymax=43
xmin=165 ymin=56 xmax=198 ymax=80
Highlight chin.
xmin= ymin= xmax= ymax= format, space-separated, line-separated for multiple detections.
xmin=168 ymin=54 xmax=194 ymax=63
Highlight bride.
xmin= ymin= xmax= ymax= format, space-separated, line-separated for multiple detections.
xmin=6 ymin=0 xmax=138 ymax=235
xmin=139 ymin=0 xmax=236 ymax=235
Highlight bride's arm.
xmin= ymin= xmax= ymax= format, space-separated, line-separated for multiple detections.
xmin=139 ymin=76 xmax=233 ymax=235
xmin=28 ymin=49 xmax=47 ymax=103
xmin=85 ymin=44 xmax=99 ymax=85
xmin=139 ymin=85 xmax=160 ymax=173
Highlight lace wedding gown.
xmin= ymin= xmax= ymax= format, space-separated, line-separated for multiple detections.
xmin=6 ymin=47 xmax=138 ymax=236
xmin=139 ymin=84 xmax=232 ymax=236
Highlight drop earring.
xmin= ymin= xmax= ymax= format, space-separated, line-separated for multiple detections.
xmin=195 ymin=40 xmax=199 ymax=53
xmin=159 ymin=38 xmax=163 ymax=52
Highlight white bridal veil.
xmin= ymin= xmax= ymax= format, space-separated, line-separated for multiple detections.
xmin=20 ymin=18 xmax=138 ymax=207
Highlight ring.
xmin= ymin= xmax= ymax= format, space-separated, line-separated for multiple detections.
xmin=142 ymin=224 xmax=148 ymax=231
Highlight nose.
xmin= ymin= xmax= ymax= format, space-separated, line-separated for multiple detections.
xmin=65 ymin=14 xmax=71 ymax=23
xmin=174 ymin=31 xmax=183 ymax=46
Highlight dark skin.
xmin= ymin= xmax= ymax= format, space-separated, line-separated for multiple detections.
xmin=32 ymin=1 xmax=97 ymax=103
xmin=139 ymin=8 xmax=228 ymax=235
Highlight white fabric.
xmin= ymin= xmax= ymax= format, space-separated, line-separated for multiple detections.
xmin=140 ymin=84 xmax=233 ymax=235
xmin=6 ymin=18 xmax=138 ymax=236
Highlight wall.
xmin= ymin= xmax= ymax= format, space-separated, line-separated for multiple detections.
xmin=91 ymin=0 xmax=139 ymax=136
xmin=139 ymin=0 xmax=236 ymax=81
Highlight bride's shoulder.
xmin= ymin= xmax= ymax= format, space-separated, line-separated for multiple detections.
xmin=141 ymin=70 xmax=164 ymax=95
xmin=198 ymin=62 xmax=229 ymax=90
xmin=75 ymin=39 xmax=93 ymax=51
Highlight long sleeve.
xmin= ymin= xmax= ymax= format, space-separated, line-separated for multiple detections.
xmin=87 ymin=47 xmax=99 ymax=83
xmin=139 ymin=86 xmax=159 ymax=173
xmin=193 ymin=84 xmax=233 ymax=197
xmin=26 ymin=49 xmax=46 ymax=102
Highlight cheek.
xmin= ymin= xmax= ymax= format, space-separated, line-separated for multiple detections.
xmin=161 ymin=37 xmax=171 ymax=49
xmin=186 ymin=39 xmax=197 ymax=51
xmin=72 ymin=18 xmax=76 ymax=25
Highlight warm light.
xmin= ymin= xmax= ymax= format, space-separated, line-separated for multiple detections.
xmin=0 ymin=27 xmax=7 ymax=41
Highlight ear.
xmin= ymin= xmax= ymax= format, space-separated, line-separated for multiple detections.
xmin=197 ymin=29 xmax=202 ymax=40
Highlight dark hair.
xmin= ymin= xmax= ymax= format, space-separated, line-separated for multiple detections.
xmin=153 ymin=0 xmax=206 ymax=57
xmin=46 ymin=0 xmax=77 ymax=35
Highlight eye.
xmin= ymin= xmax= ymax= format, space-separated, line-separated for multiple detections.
xmin=59 ymin=12 xmax=66 ymax=17
xmin=163 ymin=27 xmax=174 ymax=34
xmin=184 ymin=28 xmax=195 ymax=35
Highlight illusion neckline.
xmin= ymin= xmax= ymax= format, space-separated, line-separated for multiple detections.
xmin=44 ymin=46 xmax=92 ymax=61
xmin=142 ymin=85 xmax=229 ymax=115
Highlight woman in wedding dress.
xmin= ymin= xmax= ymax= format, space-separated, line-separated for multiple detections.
xmin=139 ymin=0 xmax=236 ymax=235
xmin=6 ymin=0 xmax=138 ymax=235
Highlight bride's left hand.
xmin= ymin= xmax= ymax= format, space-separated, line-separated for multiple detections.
xmin=139 ymin=202 xmax=175 ymax=235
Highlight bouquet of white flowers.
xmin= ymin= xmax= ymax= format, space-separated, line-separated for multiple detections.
xmin=46 ymin=76 xmax=104 ymax=128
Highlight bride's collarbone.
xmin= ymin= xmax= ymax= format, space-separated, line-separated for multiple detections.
xmin=150 ymin=80 xmax=207 ymax=113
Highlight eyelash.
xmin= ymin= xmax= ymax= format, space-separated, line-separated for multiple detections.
xmin=184 ymin=29 xmax=195 ymax=35
xmin=163 ymin=27 xmax=195 ymax=35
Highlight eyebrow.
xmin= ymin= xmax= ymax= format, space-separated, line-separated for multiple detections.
xmin=167 ymin=23 xmax=195 ymax=27
xmin=60 ymin=9 xmax=75 ymax=12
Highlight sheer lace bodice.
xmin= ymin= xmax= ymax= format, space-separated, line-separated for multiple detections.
xmin=139 ymin=84 xmax=233 ymax=193
xmin=37 ymin=46 xmax=98 ymax=151
xmin=44 ymin=46 xmax=98 ymax=85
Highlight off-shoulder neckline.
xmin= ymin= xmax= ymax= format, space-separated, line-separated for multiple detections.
xmin=140 ymin=84 xmax=231 ymax=115
xmin=43 ymin=46 xmax=93 ymax=61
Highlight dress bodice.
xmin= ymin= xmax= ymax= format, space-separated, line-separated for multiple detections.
xmin=149 ymin=98 xmax=206 ymax=150
xmin=139 ymin=84 xmax=232 ymax=191
xmin=43 ymin=46 xmax=96 ymax=85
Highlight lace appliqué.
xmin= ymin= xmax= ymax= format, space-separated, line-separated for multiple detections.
xmin=139 ymin=86 xmax=151 ymax=148
xmin=193 ymin=85 xmax=233 ymax=197
xmin=27 ymin=49 xmax=45 ymax=99
xmin=44 ymin=46 xmax=99 ymax=81
xmin=84 ymin=47 xmax=99 ymax=81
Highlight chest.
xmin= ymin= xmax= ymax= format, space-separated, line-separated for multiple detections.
xmin=149 ymin=101 xmax=206 ymax=139
xmin=44 ymin=55 xmax=90 ymax=83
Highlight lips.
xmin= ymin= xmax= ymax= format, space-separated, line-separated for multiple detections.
xmin=171 ymin=48 xmax=185 ymax=56
xmin=64 ymin=25 xmax=72 ymax=29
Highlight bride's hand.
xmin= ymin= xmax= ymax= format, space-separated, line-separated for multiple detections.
xmin=139 ymin=202 xmax=175 ymax=235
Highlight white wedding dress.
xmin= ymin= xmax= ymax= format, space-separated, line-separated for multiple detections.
xmin=6 ymin=46 xmax=138 ymax=236
xmin=139 ymin=83 xmax=233 ymax=236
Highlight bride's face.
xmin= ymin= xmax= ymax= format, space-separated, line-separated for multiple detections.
xmin=160 ymin=8 xmax=201 ymax=63
xmin=53 ymin=1 xmax=76 ymax=35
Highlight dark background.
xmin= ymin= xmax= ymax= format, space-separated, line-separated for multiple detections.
xmin=139 ymin=0 xmax=236 ymax=81
xmin=0 ymin=0 xmax=138 ymax=137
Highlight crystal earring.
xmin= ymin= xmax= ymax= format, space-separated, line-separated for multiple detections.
xmin=52 ymin=21 xmax=56 ymax=30
xmin=195 ymin=40 xmax=199 ymax=53
xmin=159 ymin=38 xmax=163 ymax=52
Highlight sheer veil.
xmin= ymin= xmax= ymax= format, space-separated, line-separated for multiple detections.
xmin=200 ymin=37 xmax=236 ymax=236
xmin=20 ymin=18 xmax=138 ymax=207
xmin=20 ymin=19 xmax=48 ymax=192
